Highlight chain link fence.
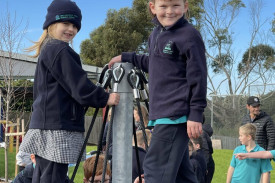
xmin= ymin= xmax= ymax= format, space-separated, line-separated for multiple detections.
xmin=205 ymin=84 xmax=275 ymax=149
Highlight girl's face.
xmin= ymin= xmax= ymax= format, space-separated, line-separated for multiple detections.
xmin=149 ymin=0 xmax=188 ymax=27
xmin=53 ymin=22 xmax=78 ymax=42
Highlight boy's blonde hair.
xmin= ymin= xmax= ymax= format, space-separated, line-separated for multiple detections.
xmin=133 ymin=129 xmax=152 ymax=147
xmin=239 ymin=123 xmax=256 ymax=140
xmin=148 ymin=0 xmax=189 ymax=20
xmin=83 ymin=155 xmax=111 ymax=179
xmin=25 ymin=23 xmax=73 ymax=58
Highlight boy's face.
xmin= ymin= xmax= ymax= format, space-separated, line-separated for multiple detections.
xmin=149 ymin=0 xmax=188 ymax=27
xmin=239 ymin=130 xmax=250 ymax=145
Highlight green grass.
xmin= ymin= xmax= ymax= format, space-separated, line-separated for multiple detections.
xmin=1 ymin=147 xmax=275 ymax=182
xmin=212 ymin=149 xmax=275 ymax=183
xmin=0 ymin=148 xmax=17 ymax=179
xmin=0 ymin=146 xmax=97 ymax=182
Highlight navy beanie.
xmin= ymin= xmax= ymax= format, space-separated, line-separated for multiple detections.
xmin=43 ymin=0 xmax=82 ymax=31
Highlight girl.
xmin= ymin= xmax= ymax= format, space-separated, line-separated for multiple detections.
xmin=109 ymin=0 xmax=207 ymax=182
xmin=19 ymin=0 xmax=119 ymax=182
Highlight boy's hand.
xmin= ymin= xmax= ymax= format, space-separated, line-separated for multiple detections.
xmin=107 ymin=93 xmax=120 ymax=106
xmin=187 ymin=120 xmax=202 ymax=139
xmin=134 ymin=174 xmax=145 ymax=183
xmin=108 ymin=55 xmax=122 ymax=68
xmin=234 ymin=153 xmax=248 ymax=160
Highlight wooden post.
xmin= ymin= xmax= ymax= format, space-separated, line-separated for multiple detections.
xmin=9 ymin=126 xmax=14 ymax=153
xmin=21 ymin=119 xmax=25 ymax=139
xmin=15 ymin=118 xmax=20 ymax=176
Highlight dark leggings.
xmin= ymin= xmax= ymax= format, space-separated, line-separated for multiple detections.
xmin=32 ymin=155 xmax=68 ymax=183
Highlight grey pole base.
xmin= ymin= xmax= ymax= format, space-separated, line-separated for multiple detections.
xmin=112 ymin=62 xmax=134 ymax=183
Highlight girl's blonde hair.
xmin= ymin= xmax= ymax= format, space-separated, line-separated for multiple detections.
xmin=25 ymin=23 xmax=73 ymax=58
xmin=133 ymin=129 xmax=152 ymax=146
xmin=134 ymin=104 xmax=149 ymax=127
xmin=148 ymin=0 xmax=190 ymax=20
xmin=239 ymin=123 xmax=256 ymax=140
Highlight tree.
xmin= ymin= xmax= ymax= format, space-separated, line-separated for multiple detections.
xmin=272 ymin=13 xmax=275 ymax=34
xmin=0 ymin=8 xmax=29 ymax=181
xmin=201 ymin=0 xmax=274 ymax=134
xmin=80 ymin=0 xmax=204 ymax=67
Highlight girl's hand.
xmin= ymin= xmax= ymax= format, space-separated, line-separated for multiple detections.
xmin=108 ymin=55 xmax=122 ymax=68
xmin=187 ymin=120 xmax=202 ymax=139
xmin=107 ymin=93 xmax=120 ymax=106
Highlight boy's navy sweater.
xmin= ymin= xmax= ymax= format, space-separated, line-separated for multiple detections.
xmin=122 ymin=16 xmax=207 ymax=122
xmin=29 ymin=39 xmax=109 ymax=132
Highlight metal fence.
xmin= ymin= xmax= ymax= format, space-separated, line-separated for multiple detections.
xmin=206 ymin=87 xmax=275 ymax=149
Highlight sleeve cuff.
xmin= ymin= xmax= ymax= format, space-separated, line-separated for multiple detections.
xmin=188 ymin=109 xmax=204 ymax=123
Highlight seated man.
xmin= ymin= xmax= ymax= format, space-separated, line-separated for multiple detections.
xmin=83 ymin=155 xmax=111 ymax=183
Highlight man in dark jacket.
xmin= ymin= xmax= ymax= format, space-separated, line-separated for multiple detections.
xmin=242 ymin=96 xmax=275 ymax=151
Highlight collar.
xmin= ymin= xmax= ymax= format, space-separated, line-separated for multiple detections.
xmin=240 ymin=144 xmax=260 ymax=152
xmin=152 ymin=16 xmax=188 ymax=31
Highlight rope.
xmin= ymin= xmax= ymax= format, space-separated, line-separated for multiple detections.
xmin=133 ymin=117 xmax=143 ymax=183
xmin=90 ymin=105 xmax=110 ymax=183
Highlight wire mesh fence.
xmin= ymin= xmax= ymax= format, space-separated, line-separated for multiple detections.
xmin=206 ymin=84 xmax=275 ymax=149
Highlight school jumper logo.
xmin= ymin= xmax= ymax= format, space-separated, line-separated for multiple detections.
xmin=163 ymin=41 xmax=173 ymax=55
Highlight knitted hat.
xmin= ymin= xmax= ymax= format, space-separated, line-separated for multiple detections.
xmin=43 ymin=0 xmax=82 ymax=31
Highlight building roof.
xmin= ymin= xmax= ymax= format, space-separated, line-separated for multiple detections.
xmin=0 ymin=51 xmax=102 ymax=80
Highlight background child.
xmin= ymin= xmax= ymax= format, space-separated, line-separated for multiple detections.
xmin=134 ymin=105 xmax=149 ymax=131
xmin=226 ymin=123 xmax=272 ymax=183
xmin=108 ymin=0 xmax=207 ymax=182
xmin=16 ymin=151 xmax=32 ymax=172
xmin=83 ymin=155 xmax=111 ymax=183
xmin=190 ymin=137 xmax=207 ymax=183
xmin=201 ymin=115 xmax=215 ymax=183
xmin=132 ymin=129 xmax=152 ymax=183
xmin=12 ymin=154 xmax=36 ymax=183
xmin=19 ymin=0 xmax=119 ymax=182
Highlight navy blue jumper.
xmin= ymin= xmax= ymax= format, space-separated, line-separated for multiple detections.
xmin=122 ymin=16 xmax=206 ymax=183
xmin=122 ymin=16 xmax=207 ymax=123
xmin=29 ymin=39 xmax=109 ymax=132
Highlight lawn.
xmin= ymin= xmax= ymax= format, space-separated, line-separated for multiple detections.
xmin=1 ymin=147 xmax=275 ymax=182
xmin=212 ymin=149 xmax=275 ymax=183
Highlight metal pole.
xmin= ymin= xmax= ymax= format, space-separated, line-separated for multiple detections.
xmin=112 ymin=62 xmax=133 ymax=183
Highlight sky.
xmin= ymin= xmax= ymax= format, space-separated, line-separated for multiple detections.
xmin=0 ymin=0 xmax=274 ymax=55
xmin=0 ymin=0 xmax=132 ymax=54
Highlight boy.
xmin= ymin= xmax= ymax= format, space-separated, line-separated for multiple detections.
xmin=83 ymin=155 xmax=111 ymax=183
xmin=226 ymin=123 xmax=272 ymax=183
xmin=109 ymin=0 xmax=206 ymax=182
xmin=189 ymin=137 xmax=207 ymax=183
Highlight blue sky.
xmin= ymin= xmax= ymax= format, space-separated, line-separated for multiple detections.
xmin=0 ymin=0 xmax=274 ymax=55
